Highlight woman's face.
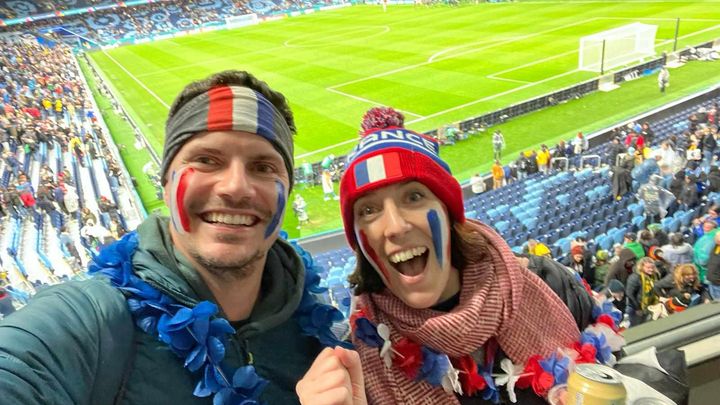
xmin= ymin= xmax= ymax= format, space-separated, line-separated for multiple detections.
xmin=642 ymin=261 xmax=656 ymax=275
xmin=353 ymin=181 xmax=459 ymax=309
xmin=682 ymin=272 xmax=696 ymax=285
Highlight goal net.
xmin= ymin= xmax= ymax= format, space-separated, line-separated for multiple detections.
xmin=578 ymin=23 xmax=658 ymax=72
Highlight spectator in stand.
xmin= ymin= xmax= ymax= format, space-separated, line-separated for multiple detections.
xmin=605 ymin=247 xmax=638 ymax=287
xmin=311 ymin=106 xmax=586 ymax=405
xmin=469 ymin=173 xmax=485 ymax=195
xmin=526 ymin=238 xmax=551 ymax=257
xmin=607 ymin=137 xmax=626 ymax=166
xmin=626 ymin=257 xmax=661 ymax=326
xmin=694 ymin=219 xmax=719 ymax=282
xmin=593 ymin=250 xmax=610 ymax=290
xmin=536 ymin=144 xmax=551 ymax=174
xmin=611 ymin=155 xmax=633 ymax=200
xmin=640 ymin=121 xmax=655 ymax=146
xmin=653 ymin=263 xmax=711 ymax=305
xmin=707 ymin=166 xmax=720 ymax=193
xmin=567 ymin=245 xmax=595 ymax=287
xmin=491 ymin=159 xmax=504 ymax=190
xmin=662 ymin=232 xmax=694 ymax=270
xmin=624 ymin=130 xmax=645 ymax=151
xmin=657 ymin=141 xmax=679 ymax=170
xmin=515 ymin=152 xmax=529 ymax=180
xmin=700 ymin=129 xmax=717 ymax=171
xmin=686 ymin=137 xmax=702 ymax=169
xmin=637 ymin=175 xmax=674 ymax=224
xmin=572 ymin=132 xmax=587 ymax=155
xmin=705 ymin=232 xmax=720 ymax=300
xmin=678 ymin=174 xmax=700 ymax=210
xmin=80 ymin=207 xmax=97 ymax=225
xmin=623 ymin=232 xmax=645 ymax=259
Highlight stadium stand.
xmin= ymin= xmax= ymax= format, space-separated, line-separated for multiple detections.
xmin=0 ymin=0 xmax=345 ymax=46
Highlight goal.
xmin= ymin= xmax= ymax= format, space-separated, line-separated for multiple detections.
xmin=578 ymin=23 xmax=658 ymax=73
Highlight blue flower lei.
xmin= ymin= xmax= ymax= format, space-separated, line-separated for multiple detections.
xmin=89 ymin=231 xmax=349 ymax=405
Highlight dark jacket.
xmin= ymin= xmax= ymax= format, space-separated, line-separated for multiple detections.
xmin=653 ymin=273 xmax=711 ymax=302
xmin=524 ymin=255 xmax=594 ymax=331
xmin=605 ymin=248 xmax=637 ymax=287
xmin=0 ymin=216 xmax=320 ymax=405
xmin=706 ymin=245 xmax=720 ymax=285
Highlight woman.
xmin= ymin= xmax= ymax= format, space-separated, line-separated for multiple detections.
xmin=625 ymin=257 xmax=661 ymax=326
xmin=298 ymin=108 xmax=620 ymax=405
xmin=653 ymin=263 xmax=711 ymax=305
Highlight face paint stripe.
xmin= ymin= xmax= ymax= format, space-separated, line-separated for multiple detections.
xmin=359 ymin=230 xmax=392 ymax=287
xmin=169 ymin=170 xmax=180 ymax=232
xmin=169 ymin=167 xmax=193 ymax=234
xmin=427 ymin=209 xmax=445 ymax=268
xmin=265 ymin=181 xmax=285 ymax=238
xmin=176 ymin=168 xmax=192 ymax=232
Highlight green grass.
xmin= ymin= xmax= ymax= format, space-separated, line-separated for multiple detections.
xmin=86 ymin=1 xmax=720 ymax=238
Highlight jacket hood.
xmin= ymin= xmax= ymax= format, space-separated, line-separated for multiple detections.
xmin=618 ymin=248 xmax=637 ymax=266
xmin=132 ymin=215 xmax=305 ymax=336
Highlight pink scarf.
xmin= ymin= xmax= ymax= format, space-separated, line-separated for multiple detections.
xmin=352 ymin=220 xmax=580 ymax=404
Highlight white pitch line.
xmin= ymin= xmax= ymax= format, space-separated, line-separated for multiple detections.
xmin=328 ymin=18 xmax=599 ymax=92
xmin=407 ymin=69 xmax=581 ymax=125
xmin=487 ymin=76 xmax=532 ymax=84
xmin=297 ymin=138 xmax=359 ymax=159
xmin=102 ymin=50 xmax=170 ymax=109
xmin=326 ymin=88 xmax=425 ymax=119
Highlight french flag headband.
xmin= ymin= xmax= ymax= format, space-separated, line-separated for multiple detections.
xmin=161 ymin=85 xmax=294 ymax=188
xmin=339 ymin=127 xmax=465 ymax=247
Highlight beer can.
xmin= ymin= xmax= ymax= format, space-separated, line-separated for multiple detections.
xmin=566 ymin=364 xmax=627 ymax=405
xmin=631 ymin=397 xmax=675 ymax=405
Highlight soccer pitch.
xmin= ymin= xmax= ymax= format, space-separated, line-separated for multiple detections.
xmin=87 ymin=1 xmax=720 ymax=237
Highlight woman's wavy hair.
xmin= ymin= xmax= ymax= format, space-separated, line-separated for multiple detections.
xmin=348 ymin=221 xmax=488 ymax=295
xmin=673 ymin=263 xmax=700 ymax=291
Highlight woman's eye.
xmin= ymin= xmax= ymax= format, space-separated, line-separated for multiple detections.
xmin=408 ymin=191 xmax=424 ymax=202
xmin=358 ymin=206 xmax=376 ymax=217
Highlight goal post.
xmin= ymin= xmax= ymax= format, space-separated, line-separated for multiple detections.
xmin=578 ymin=23 xmax=658 ymax=73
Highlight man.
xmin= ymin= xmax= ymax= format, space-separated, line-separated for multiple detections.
xmin=536 ymin=144 xmax=551 ymax=174
xmin=0 ymin=71 xmax=339 ymax=404
xmin=492 ymin=129 xmax=505 ymax=160
xmin=658 ymin=66 xmax=670 ymax=93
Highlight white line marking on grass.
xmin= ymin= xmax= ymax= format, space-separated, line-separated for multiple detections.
xmin=326 ymin=88 xmax=425 ymax=118
xmin=297 ymin=138 xmax=359 ymax=159
xmin=284 ymin=25 xmax=390 ymax=48
xmin=407 ymin=69 xmax=580 ymax=125
xmin=329 ymin=18 xmax=598 ymax=92
xmin=102 ymin=50 xmax=170 ymax=109
xmin=487 ymin=76 xmax=532 ymax=84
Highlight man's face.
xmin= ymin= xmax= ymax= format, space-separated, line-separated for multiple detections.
xmin=163 ymin=131 xmax=289 ymax=279
xmin=573 ymin=254 xmax=583 ymax=263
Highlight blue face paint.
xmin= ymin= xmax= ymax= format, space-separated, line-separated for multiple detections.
xmin=427 ymin=209 xmax=446 ymax=268
xmin=265 ymin=181 xmax=286 ymax=238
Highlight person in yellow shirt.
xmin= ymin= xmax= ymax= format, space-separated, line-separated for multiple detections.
xmin=491 ymin=159 xmax=504 ymax=189
xmin=527 ymin=239 xmax=552 ymax=257
xmin=537 ymin=144 xmax=551 ymax=174
xmin=54 ymin=99 xmax=63 ymax=118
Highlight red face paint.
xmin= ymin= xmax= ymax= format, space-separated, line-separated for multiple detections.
xmin=358 ymin=229 xmax=393 ymax=288
xmin=169 ymin=167 xmax=194 ymax=233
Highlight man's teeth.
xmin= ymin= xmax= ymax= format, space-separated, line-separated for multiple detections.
xmin=389 ymin=247 xmax=427 ymax=264
xmin=204 ymin=212 xmax=255 ymax=225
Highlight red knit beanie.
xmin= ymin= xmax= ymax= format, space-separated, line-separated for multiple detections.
xmin=339 ymin=107 xmax=465 ymax=248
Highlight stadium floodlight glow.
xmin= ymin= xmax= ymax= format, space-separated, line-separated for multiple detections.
xmin=578 ymin=23 xmax=658 ymax=73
